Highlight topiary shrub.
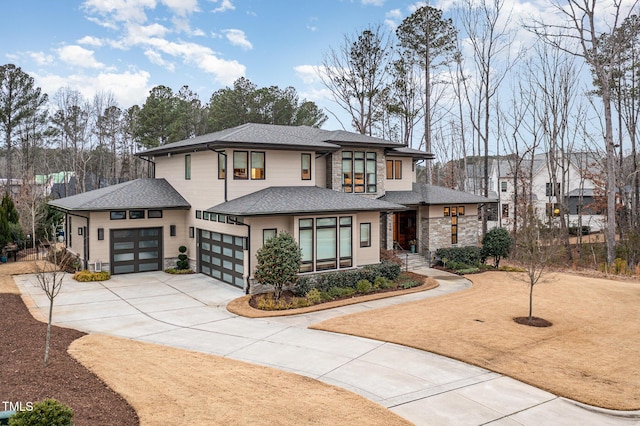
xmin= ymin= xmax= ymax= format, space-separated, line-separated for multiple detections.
xmin=254 ymin=231 xmax=301 ymax=301
xmin=176 ymin=245 xmax=189 ymax=270
xmin=9 ymin=398 xmax=73 ymax=426
xmin=481 ymin=228 xmax=513 ymax=268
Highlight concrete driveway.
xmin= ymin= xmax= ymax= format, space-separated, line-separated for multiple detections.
xmin=14 ymin=269 xmax=638 ymax=426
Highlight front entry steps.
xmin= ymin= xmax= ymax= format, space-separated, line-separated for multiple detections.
xmin=396 ymin=252 xmax=432 ymax=271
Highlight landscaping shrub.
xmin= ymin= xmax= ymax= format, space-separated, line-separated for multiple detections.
xmin=176 ymin=245 xmax=189 ymax=270
xmin=356 ymin=279 xmax=373 ymax=293
xmin=374 ymin=276 xmax=393 ymax=289
xmin=72 ymin=270 xmax=110 ymax=282
xmin=9 ymin=399 xmax=73 ymax=426
xmin=306 ymin=288 xmax=322 ymax=304
xmin=292 ymin=275 xmax=313 ymax=297
xmin=380 ymin=249 xmax=403 ymax=265
xmin=436 ymin=246 xmax=482 ymax=266
xmin=444 ymin=261 xmax=471 ymax=271
xmin=328 ymin=286 xmax=355 ymax=299
xmin=254 ymin=231 xmax=301 ymax=300
xmin=164 ymin=268 xmax=196 ymax=275
xmin=481 ymin=228 xmax=513 ymax=268
xmin=368 ymin=260 xmax=401 ymax=281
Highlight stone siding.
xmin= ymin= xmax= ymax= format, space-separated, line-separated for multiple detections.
xmin=329 ymin=148 xmax=386 ymax=198
xmin=422 ymin=214 xmax=480 ymax=253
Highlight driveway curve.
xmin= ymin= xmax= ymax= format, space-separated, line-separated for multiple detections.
xmin=15 ymin=268 xmax=637 ymax=426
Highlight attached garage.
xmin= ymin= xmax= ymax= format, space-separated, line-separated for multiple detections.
xmin=198 ymin=229 xmax=245 ymax=288
xmin=110 ymin=227 xmax=163 ymax=274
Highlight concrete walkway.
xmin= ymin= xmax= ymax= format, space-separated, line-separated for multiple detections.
xmin=14 ymin=269 xmax=639 ymax=426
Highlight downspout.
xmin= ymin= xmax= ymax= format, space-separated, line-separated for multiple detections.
xmin=138 ymin=155 xmax=156 ymax=178
xmin=207 ymin=145 xmax=227 ymax=202
xmin=228 ymin=217 xmax=251 ymax=294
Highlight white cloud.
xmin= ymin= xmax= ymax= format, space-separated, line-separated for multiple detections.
xmin=82 ymin=0 xmax=156 ymax=24
xmin=34 ymin=69 xmax=152 ymax=108
xmin=144 ymin=49 xmax=175 ymax=71
xmin=78 ymin=36 xmax=104 ymax=47
xmin=161 ymin=0 xmax=199 ymax=16
xmin=211 ymin=0 xmax=234 ymax=13
xmin=223 ymin=29 xmax=253 ymax=50
xmin=28 ymin=51 xmax=54 ymax=65
xmin=294 ymin=65 xmax=322 ymax=84
xmin=362 ymin=0 xmax=385 ymax=5
xmin=57 ymin=45 xmax=105 ymax=69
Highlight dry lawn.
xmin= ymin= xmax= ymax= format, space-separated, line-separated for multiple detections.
xmin=69 ymin=335 xmax=410 ymax=426
xmin=311 ymin=271 xmax=640 ymax=410
xmin=2 ymin=262 xmax=409 ymax=425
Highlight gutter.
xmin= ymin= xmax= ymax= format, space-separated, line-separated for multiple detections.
xmin=206 ymin=145 xmax=227 ymax=202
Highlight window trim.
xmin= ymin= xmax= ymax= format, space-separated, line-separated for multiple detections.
xmin=360 ymin=222 xmax=371 ymax=248
xmin=301 ymin=153 xmax=312 ymax=180
xmin=342 ymin=151 xmax=377 ymax=193
xmin=251 ymin=151 xmax=265 ymax=180
xmin=185 ymin=154 xmax=191 ymax=180
xmin=263 ymin=228 xmax=277 ymax=245
xmin=233 ymin=151 xmax=249 ymax=180
xmin=218 ymin=152 xmax=226 ymax=180
xmin=148 ymin=209 xmax=163 ymax=218
xmin=129 ymin=210 xmax=145 ymax=220
xmin=110 ymin=211 xmax=126 ymax=220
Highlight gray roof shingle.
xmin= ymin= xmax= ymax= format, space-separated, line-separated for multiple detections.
xmin=380 ymin=183 xmax=495 ymax=205
xmin=207 ymin=186 xmax=405 ymax=216
xmin=137 ymin=123 xmax=421 ymax=156
xmin=48 ymin=178 xmax=191 ymax=211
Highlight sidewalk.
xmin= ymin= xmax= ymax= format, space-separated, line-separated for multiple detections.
xmin=14 ymin=270 xmax=639 ymax=425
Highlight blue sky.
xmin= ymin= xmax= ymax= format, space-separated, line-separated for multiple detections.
xmin=1 ymin=0 xmax=430 ymax=129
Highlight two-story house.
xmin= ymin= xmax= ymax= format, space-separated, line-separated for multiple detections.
xmin=50 ymin=123 xmax=492 ymax=292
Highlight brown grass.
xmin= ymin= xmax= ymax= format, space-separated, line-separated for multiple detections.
xmin=311 ymin=271 xmax=640 ymax=410
xmin=69 ymin=335 xmax=411 ymax=426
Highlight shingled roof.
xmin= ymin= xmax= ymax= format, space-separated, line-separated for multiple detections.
xmin=379 ymin=183 xmax=495 ymax=206
xmin=136 ymin=123 xmax=431 ymax=158
xmin=48 ymin=178 xmax=191 ymax=211
xmin=207 ymin=186 xmax=405 ymax=216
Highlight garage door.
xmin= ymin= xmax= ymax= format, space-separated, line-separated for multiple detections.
xmin=198 ymin=229 xmax=244 ymax=288
xmin=110 ymin=227 xmax=163 ymax=274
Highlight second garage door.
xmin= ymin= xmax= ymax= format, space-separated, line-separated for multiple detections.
xmin=198 ymin=229 xmax=245 ymax=288
xmin=110 ymin=227 xmax=163 ymax=274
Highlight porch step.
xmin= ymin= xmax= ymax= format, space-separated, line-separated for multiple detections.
xmin=396 ymin=252 xmax=432 ymax=271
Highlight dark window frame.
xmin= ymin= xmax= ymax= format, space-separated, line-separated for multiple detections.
xmin=218 ymin=152 xmax=226 ymax=179
xmin=263 ymin=228 xmax=277 ymax=245
xmin=129 ymin=210 xmax=145 ymax=219
xmin=148 ymin=210 xmax=163 ymax=218
xmin=301 ymin=153 xmax=312 ymax=180
xmin=360 ymin=222 xmax=371 ymax=248
xmin=251 ymin=151 xmax=265 ymax=180
xmin=185 ymin=154 xmax=191 ymax=180
xmin=110 ymin=211 xmax=126 ymax=220
xmin=233 ymin=151 xmax=249 ymax=180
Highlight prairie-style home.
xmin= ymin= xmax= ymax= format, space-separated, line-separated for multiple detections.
xmin=50 ymin=123 xmax=491 ymax=292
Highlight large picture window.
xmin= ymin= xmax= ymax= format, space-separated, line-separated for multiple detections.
xmin=299 ymin=216 xmax=352 ymax=272
xmin=342 ymin=151 xmax=376 ymax=193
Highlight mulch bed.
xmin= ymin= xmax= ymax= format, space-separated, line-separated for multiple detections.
xmin=0 ymin=293 xmax=139 ymax=425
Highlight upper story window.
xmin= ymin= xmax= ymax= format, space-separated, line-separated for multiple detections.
xmin=129 ymin=210 xmax=145 ymax=219
xmin=185 ymin=154 xmax=191 ymax=180
xmin=251 ymin=152 xmax=265 ymax=179
xmin=234 ymin=151 xmax=248 ymax=179
xmin=218 ymin=153 xmax=226 ymax=179
xmin=342 ymin=151 xmax=377 ymax=193
xmin=546 ymin=182 xmax=561 ymax=197
xmin=301 ymin=153 xmax=311 ymax=180
xmin=501 ymin=181 xmax=507 ymax=192
xmin=386 ymin=160 xmax=402 ymax=179
xmin=110 ymin=211 xmax=126 ymax=220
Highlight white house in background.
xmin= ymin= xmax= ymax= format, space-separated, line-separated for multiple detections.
xmin=494 ymin=152 xmax=604 ymax=232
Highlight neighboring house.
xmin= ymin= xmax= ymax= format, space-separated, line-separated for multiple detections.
xmin=50 ymin=123 xmax=492 ymax=292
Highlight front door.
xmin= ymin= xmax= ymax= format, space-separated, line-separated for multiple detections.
xmin=393 ymin=210 xmax=417 ymax=250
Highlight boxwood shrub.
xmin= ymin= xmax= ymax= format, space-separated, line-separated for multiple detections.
xmin=435 ymin=246 xmax=483 ymax=266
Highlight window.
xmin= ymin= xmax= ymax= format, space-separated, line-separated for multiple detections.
xmin=234 ymin=151 xmax=248 ymax=179
xmin=196 ymin=210 xmax=202 ymax=219
xmin=203 ymin=211 xmax=210 ymax=220
xmin=218 ymin=153 xmax=226 ymax=179
xmin=444 ymin=206 xmax=450 ymax=217
xmin=148 ymin=210 xmax=162 ymax=218
xmin=110 ymin=211 xmax=126 ymax=220
xmin=97 ymin=228 xmax=104 ymax=240
xmin=170 ymin=225 xmax=176 ymax=236
xmin=251 ymin=151 xmax=265 ymax=179
xmin=501 ymin=181 xmax=507 ymax=192
xmin=386 ymin=160 xmax=402 ymax=179
xmin=458 ymin=206 xmax=465 ymax=216
xmin=502 ymin=203 xmax=509 ymax=218
xmin=129 ymin=210 xmax=144 ymax=219
xmin=340 ymin=217 xmax=352 ymax=268
xmin=360 ymin=223 xmax=371 ymax=247
xmin=78 ymin=227 xmax=83 ymax=236
xmin=546 ymin=182 xmax=561 ymax=197
xmin=451 ymin=215 xmax=458 ymax=245
xmin=299 ymin=219 xmax=314 ymax=273
xmin=263 ymin=228 xmax=277 ymax=244
xmin=342 ymin=151 xmax=377 ymax=193
xmin=301 ymin=153 xmax=311 ymax=180
xmin=185 ymin=154 xmax=191 ymax=180
xmin=189 ymin=227 xmax=194 ymax=238
xmin=316 ymin=217 xmax=337 ymax=271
